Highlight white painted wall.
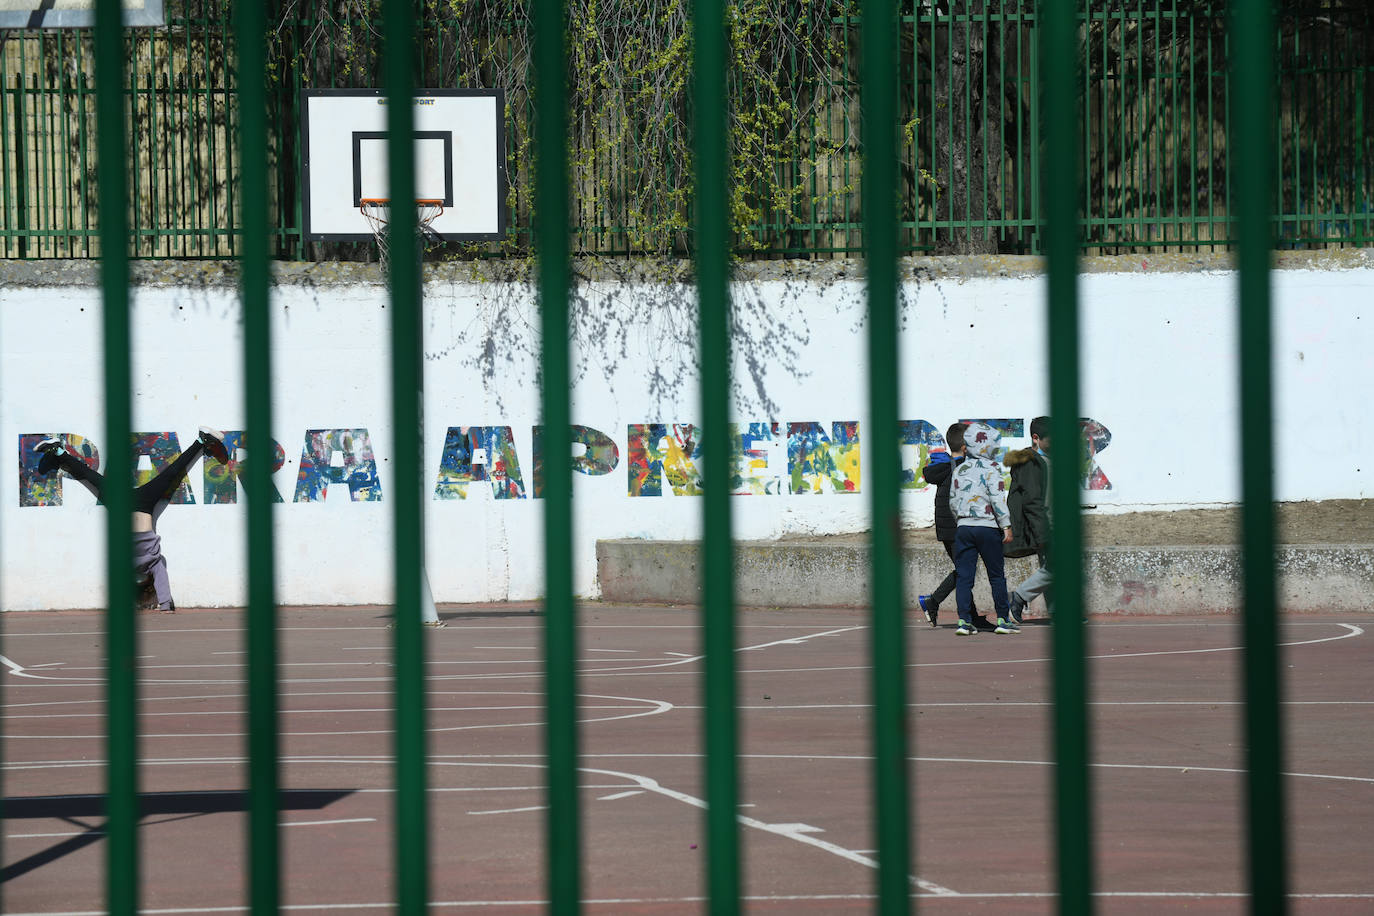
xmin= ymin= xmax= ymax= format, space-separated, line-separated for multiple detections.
xmin=1 ymin=264 xmax=1368 ymax=609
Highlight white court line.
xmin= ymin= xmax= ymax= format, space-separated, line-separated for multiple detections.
xmin=0 ymin=624 xmax=1361 ymax=689
xmin=591 ymin=623 xmax=1368 ymax=679
xmin=467 ymin=805 xmax=547 ymax=816
xmin=567 ymin=763 xmax=958 ymax=896
xmin=1 ymin=688 xmax=624 ymax=711
xmin=7 ymin=696 xmax=1367 ymax=725
xmin=4 ymin=751 xmax=1372 ymax=787
xmin=473 ymin=646 xmax=536 ymax=650
xmin=2 ymin=694 xmax=674 ymax=739
xmin=693 ymin=700 xmax=1374 ymax=710
xmin=8 ymin=830 xmax=106 ymax=839
xmin=0 ymin=623 xmax=822 ymax=639
xmin=597 ymin=790 xmax=644 ymax=801
xmin=8 ymin=818 xmax=374 ymax=839
xmin=8 ymin=891 xmax=1374 ymax=915
xmin=5 ymin=703 xmax=648 ymax=720
xmin=0 ymin=624 xmax=866 ymax=686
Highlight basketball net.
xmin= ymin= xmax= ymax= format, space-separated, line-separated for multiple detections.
xmin=359 ymin=198 xmax=444 ymax=271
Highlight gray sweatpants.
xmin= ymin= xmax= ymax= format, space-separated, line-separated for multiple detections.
xmin=134 ymin=530 xmax=172 ymax=607
xmin=1013 ymin=551 xmax=1052 ymax=607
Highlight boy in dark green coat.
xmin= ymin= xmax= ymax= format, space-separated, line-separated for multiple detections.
xmin=1002 ymin=415 xmax=1052 ymax=629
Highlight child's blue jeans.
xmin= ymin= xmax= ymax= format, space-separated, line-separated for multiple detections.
xmin=953 ymin=525 xmax=1009 ymax=623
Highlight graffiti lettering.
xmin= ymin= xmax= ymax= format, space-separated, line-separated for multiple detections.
xmin=19 ymin=417 xmax=1113 ymax=506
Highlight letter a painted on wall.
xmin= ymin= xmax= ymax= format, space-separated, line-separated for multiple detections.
xmin=434 ymin=426 xmax=527 ymax=500
xmin=131 ymin=432 xmax=198 ymax=504
xmin=293 ymin=429 xmax=384 ymax=502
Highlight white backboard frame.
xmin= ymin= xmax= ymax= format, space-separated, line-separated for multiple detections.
xmin=301 ymin=89 xmax=506 ymax=243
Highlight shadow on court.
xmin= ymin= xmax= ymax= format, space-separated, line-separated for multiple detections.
xmin=1 ymin=789 xmax=354 ymax=883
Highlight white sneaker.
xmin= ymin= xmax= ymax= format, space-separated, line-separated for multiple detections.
xmin=199 ymin=426 xmax=230 ymax=463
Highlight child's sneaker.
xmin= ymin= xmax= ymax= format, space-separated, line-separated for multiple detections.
xmin=995 ymin=616 xmax=1020 ymax=634
xmin=199 ymin=426 xmax=231 ymax=463
xmin=954 ymin=620 xmax=976 ymax=636
xmin=917 ymin=595 xmax=938 ymax=628
xmin=1008 ymin=592 xmax=1027 ymax=625
xmin=34 ymin=437 xmax=65 ymax=474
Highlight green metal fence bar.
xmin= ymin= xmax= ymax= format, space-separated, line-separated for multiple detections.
xmin=0 ymin=64 xmax=4 ymax=911
xmin=94 ymin=0 xmax=138 ymax=913
xmin=862 ymin=0 xmax=911 ymax=912
xmin=234 ymin=0 xmax=281 ymax=910
xmin=1230 ymin=0 xmax=1287 ymax=910
xmin=381 ymin=0 xmax=430 ymax=912
xmin=1041 ymin=0 xmax=1093 ymax=913
xmin=533 ymin=0 xmax=582 ymax=912
xmin=693 ymin=0 xmax=741 ymax=911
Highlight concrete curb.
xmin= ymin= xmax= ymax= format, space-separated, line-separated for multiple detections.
xmin=596 ymin=540 xmax=1374 ymax=614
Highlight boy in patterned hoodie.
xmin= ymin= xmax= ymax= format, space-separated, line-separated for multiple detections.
xmin=949 ymin=422 xmax=1014 ymax=636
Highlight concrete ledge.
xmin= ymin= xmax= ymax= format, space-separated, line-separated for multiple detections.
xmin=5 ymin=248 xmax=1373 ymax=289
xmin=596 ymin=540 xmax=1374 ymax=614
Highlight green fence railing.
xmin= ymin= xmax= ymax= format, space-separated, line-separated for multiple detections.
xmin=1 ymin=0 xmax=1368 ymax=260
xmin=35 ymin=0 xmax=1287 ymax=911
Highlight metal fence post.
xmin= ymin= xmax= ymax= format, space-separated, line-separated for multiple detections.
xmin=533 ymin=0 xmax=582 ymax=912
xmin=693 ymin=0 xmax=741 ymax=911
xmin=1041 ymin=1 xmax=1093 ymax=913
xmin=381 ymin=1 xmax=429 ymax=913
xmin=1230 ymin=0 xmax=1287 ymax=910
xmin=93 ymin=0 xmax=138 ymax=913
xmin=862 ymin=0 xmax=912 ymax=912
xmin=234 ymin=0 xmax=281 ymax=911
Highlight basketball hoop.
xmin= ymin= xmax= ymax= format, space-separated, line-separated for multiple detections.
xmin=359 ymin=198 xmax=445 ymax=270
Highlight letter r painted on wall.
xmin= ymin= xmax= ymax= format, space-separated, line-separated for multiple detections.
xmin=1081 ymin=418 xmax=1112 ymax=490
xmin=202 ymin=432 xmax=287 ymax=504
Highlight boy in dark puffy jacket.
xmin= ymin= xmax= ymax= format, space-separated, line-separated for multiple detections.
xmin=916 ymin=422 xmax=991 ymax=630
xmin=1003 ymin=415 xmax=1053 ymax=624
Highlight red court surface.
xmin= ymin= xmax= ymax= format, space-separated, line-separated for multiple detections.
xmin=1 ymin=605 xmax=1370 ymax=914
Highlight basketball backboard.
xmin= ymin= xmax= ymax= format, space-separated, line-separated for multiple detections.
xmin=301 ymin=89 xmax=506 ymax=243
xmin=0 ymin=0 xmax=165 ymax=28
